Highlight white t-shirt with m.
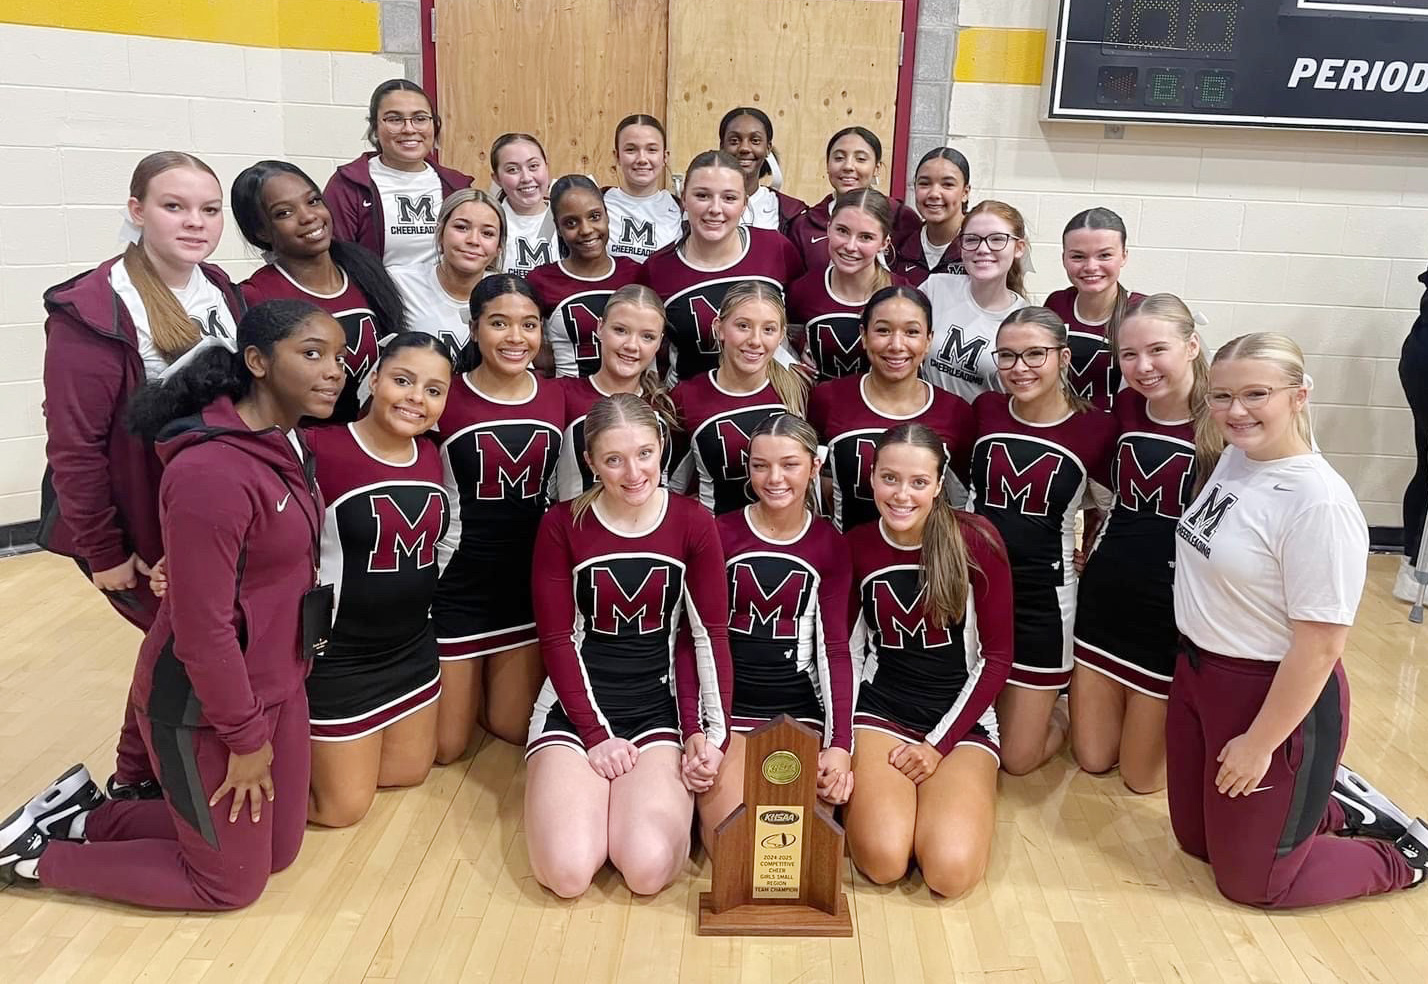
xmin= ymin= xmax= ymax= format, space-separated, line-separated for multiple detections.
xmin=390 ymin=262 xmax=472 ymax=357
xmin=501 ymin=203 xmax=556 ymax=276
xmin=920 ymin=273 xmax=1027 ymax=403
xmin=367 ymin=157 xmax=444 ymax=271
xmin=604 ymin=187 xmax=682 ymax=262
xmin=110 ymin=262 xmax=239 ymax=380
xmin=1174 ymin=446 xmax=1368 ymax=662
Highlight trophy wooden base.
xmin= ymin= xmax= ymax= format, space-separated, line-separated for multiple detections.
xmin=697 ymin=892 xmax=853 ymax=937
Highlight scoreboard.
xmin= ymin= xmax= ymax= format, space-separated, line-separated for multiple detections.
xmin=1045 ymin=0 xmax=1428 ymax=133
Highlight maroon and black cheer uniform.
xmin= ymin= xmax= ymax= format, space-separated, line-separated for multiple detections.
xmin=527 ymin=256 xmax=642 ymax=378
xmin=1044 ymin=287 xmax=1146 ymax=413
xmin=786 ymin=193 xmax=922 ymax=271
xmin=670 ymin=371 xmax=787 ymax=515
xmin=785 ymin=266 xmax=912 ymax=381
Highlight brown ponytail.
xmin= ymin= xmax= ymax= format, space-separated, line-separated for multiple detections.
xmin=715 ymin=281 xmax=808 ymax=415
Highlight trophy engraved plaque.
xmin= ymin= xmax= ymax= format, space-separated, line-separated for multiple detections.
xmin=697 ymin=715 xmax=853 ymax=936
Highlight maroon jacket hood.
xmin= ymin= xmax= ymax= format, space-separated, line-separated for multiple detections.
xmin=43 ymin=257 xmax=242 ymax=348
xmin=155 ymin=396 xmax=314 ymax=488
xmin=332 ymin=150 xmax=473 ymax=196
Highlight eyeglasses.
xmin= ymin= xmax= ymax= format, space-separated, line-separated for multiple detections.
xmin=958 ymin=232 xmax=1020 ymax=252
xmin=1204 ymin=385 xmax=1297 ymax=410
xmin=380 ymin=113 xmax=435 ymax=130
xmin=994 ymin=345 xmax=1064 ymax=369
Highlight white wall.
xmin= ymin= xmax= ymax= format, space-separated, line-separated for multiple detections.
xmin=950 ymin=0 xmax=1422 ymax=527
xmin=0 ymin=22 xmax=408 ymax=527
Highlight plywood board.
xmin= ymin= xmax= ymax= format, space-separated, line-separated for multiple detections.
xmin=666 ymin=0 xmax=903 ymax=205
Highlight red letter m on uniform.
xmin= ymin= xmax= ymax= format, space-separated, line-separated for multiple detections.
xmin=368 ymin=491 xmax=444 ymax=572
xmin=590 ymin=566 xmax=671 ymax=635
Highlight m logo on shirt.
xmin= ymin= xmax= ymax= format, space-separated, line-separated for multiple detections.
xmin=560 ymin=301 xmax=603 ymax=368
xmin=931 ymin=325 xmax=987 ymax=382
xmin=516 ymin=238 xmax=553 ymax=272
xmin=1176 ymin=483 xmax=1238 ymax=557
xmin=869 ymin=578 xmax=952 ymax=649
xmin=620 ymin=217 xmax=655 ymax=248
xmin=1068 ymin=338 xmax=1113 ymax=407
xmin=980 ymin=442 xmax=1063 ymax=516
xmin=809 ymin=317 xmax=868 ymax=379
xmin=394 ymin=194 xmax=436 ymax=225
xmin=728 ymin=561 xmax=812 ymax=639
xmin=589 ymin=564 xmax=671 ymax=635
xmin=341 ymin=312 xmax=381 ymax=379
xmin=1116 ymin=442 xmax=1194 ymax=520
xmin=368 ymin=490 xmax=445 ymax=572
xmin=190 ymin=306 xmax=230 ymax=342
xmin=688 ymin=293 xmax=723 ymax=356
xmin=473 ymin=428 xmax=556 ymax=500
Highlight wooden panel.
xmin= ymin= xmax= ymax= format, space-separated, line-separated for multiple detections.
xmin=666 ymin=0 xmax=903 ymax=205
xmin=435 ymin=0 xmax=669 ymax=185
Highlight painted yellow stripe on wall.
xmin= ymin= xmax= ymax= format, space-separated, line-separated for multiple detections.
xmin=0 ymin=0 xmax=380 ymax=52
xmin=954 ymin=28 xmax=1047 ymax=85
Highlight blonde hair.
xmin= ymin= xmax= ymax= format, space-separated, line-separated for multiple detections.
xmin=998 ymin=307 xmax=1092 ymax=414
xmin=1123 ymin=294 xmax=1222 ymax=494
xmin=124 ymin=151 xmax=221 ymax=363
xmin=875 ymin=424 xmax=993 ymax=624
xmin=716 ymin=281 xmax=808 ymax=415
xmin=602 ymin=284 xmax=678 ymax=431
xmin=1208 ymin=332 xmax=1314 ymax=453
xmin=748 ymin=413 xmax=821 ymax=513
xmin=571 ymin=393 xmax=664 ymax=524
xmin=964 ymin=200 xmax=1029 ymax=300
xmin=435 ymin=188 xmax=506 ymax=274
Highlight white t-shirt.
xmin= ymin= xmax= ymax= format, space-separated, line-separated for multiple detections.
xmin=367 ymin=157 xmax=444 ymax=271
xmin=390 ymin=263 xmax=472 ymax=356
xmin=1174 ymin=447 xmax=1368 ymax=662
xmin=920 ymin=273 xmax=1027 ymax=403
xmin=742 ymin=186 xmax=783 ymax=231
xmin=922 ymin=228 xmax=951 ymax=269
xmin=110 ymin=263 xmax=239 ymax=380
xmin=604 ymin=187 xmax=683 ymax=261
xmin=501 ymin=203 xmax=556 ymax=276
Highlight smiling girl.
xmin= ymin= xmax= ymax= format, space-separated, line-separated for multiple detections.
xmin=718 ymin=106 xmax=807 ymax=234
xmin=492 ymin=132 xmax=556 ymax=276
xmin=891 ymin=148 xmax=972 ymax=286
xmin=604 ymin=114 xmax=683 ymax=262
xmin=527 ymin=176 xmax=642 ymax=377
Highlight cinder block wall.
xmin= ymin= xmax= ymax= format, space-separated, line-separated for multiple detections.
xmin=912 ymin=0 xmax=1421 ymax=528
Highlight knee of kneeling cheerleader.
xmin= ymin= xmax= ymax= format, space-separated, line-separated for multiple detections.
xmin=1073 ymin=746 xmax=1119 ymax=777
xmin=307 ymin=791 xmax=375 ymax=829
xmin=434 ymin=739 xmax=469 ymax=766
xmin=851 ymin=844 xmax=910 ymax=886
xmin=378 ymin=761 xmax=434 ymax=789
xmin=616 ymin=852 xmax=685 ymax=896
xmin=998 ymin=751 xmax=1043 ymax=777
xmin=535 ymin=864 xmax=596 ymax=900
xmin=1213 ymin=868 xmax=1278 ymax=908
xmin=194 ymin=868 xmax=270 ymax=911
xmin=919 ymin=850 xmax=986 ymax=900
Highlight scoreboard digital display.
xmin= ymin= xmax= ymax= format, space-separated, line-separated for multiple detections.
xmin=1046 ymin=0 xmax=1428 ymax=132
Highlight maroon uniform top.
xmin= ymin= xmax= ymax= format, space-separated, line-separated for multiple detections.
xmin=552 ymin=375 xmax=675 ymax=500
xmin=531 ymin=494 xmax=734 ymax=748
xmin=808 ymin=374 xmax=974 ymax=531
xmin=716 ymin=507 xmax=855 ymax=751
xmin=671 ymin=371 xmax=787 ymax=515
xmin=786 ymin=265 xmax=913 ymax=381
xmin=889 ymin=223 xmax=966 ymax=286
xmin=847 ymin=515 xmax=1014 ymax=754
xmin=322 ymin=152 xmax=474 ymax=260
xmin=242 ymin=264 xmax=388 ymax=422
xmin=636 ymin=227 xmax=804 ymax=381
xmin=526 ymin=256 xmax=642 ymax=378
xmin=786 ymin=193 xmax=922 ymax=272
xmin=968 ymin=393 xmax=1116 ymax=586
xmin=1044 ymin=286 xmax=1147 ymax=412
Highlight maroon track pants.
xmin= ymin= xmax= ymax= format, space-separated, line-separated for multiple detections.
xmin=39 ymin=693 xmax=309 ymax=910
xmin=1166 ymin=646 xmax=1415 ymax=908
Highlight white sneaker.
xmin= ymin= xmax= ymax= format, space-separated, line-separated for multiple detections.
xmin=1395 ymin=556 xmax=1422 ymax=604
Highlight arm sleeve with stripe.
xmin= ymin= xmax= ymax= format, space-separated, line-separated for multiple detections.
xmin=815 ymin=533 xmax=856 ymax=752
xmin=673 ymin=506 xmax=734 ymax=749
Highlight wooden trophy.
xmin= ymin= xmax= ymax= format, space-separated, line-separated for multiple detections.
xmin=697 ymin=715 xmax=853 ymax=936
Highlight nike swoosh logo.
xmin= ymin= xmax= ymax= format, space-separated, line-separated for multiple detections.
xmin=1273 ymin=484 xmax=1294 ymax=492
xmin=277 ymin=493 xmax=291 ymax=512
xmin=362 ymin=199 xmax=372 ymax=207
xmin=1331 ymin=790 xmax=1376 ymax=825
xmin=811 ymin=236 xmax=828 ymax=244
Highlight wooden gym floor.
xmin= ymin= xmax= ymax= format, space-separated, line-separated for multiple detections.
xmin=0 ymin=550 xmax=1424 ymax=983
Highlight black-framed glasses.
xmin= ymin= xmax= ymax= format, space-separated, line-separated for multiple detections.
xmin=1204 ymin=385 xmax=1296 ymax=410
xmin=958 ymin=232 xmax=1020 ymax=252
xmin=380 ymin=113 xmax=435 ymax=130
xmin=994 ymin=345 xmax=1064 ymax=370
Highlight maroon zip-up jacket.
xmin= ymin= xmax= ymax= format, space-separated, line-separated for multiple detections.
xmin=322 ymin=151 xmax=475 ymax=259
xmin=39 ymin=257 xmax=244 ymax=575
xmin=138 ymin=397 xmax=321 ymax=754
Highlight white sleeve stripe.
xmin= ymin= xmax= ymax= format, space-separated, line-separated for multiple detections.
xmin=682 ymin=585 xmax=726 ymax=747
xmin=927 ymin=590 xmax=982 ymax=747
xmin=570 ymin=593 xmax=615 ymax=738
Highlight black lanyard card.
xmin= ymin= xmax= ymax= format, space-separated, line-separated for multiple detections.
xmin=301 ymin=583 xmax=334 ymax=661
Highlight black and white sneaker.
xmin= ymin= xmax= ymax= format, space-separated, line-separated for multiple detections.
xmin=25 ymin=764 xmax=104 ymax=840
xmin=1394 ymin=819 xmax=1428 ymax=887
xmin=0 ymin=805 xmax=47 ymax=885
xmin=106 ymin=775 xmax=162 ymax=802
xmin=1330 ymin=766 xmax=1412 ymax=841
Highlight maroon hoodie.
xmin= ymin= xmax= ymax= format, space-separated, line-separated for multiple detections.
xmin=786 ymin=192 xmax=923 ymax=271
xmin=889 ymin=221 xmax=966 ymax=286
xmin=39 ymin=257 xmax=245 ymax=574
xmin=136 ymin=397 xmax=322 ymax=754
xmin=322 ymin=151 xmax=475 ymax=259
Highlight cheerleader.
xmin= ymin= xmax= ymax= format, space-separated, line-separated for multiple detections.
xmin=968 ymin=308 xmax=1115 ymax=776
xmin=787 ymin=127 xmax=921 ymax=270
xmin=1169 ymin=332 xmax=1427 ymax=906
xmin=844 ymin=424 xmax=1014 ymax=898
xmin=637 ymin=150 xmax=804 ymax=383
xmin=922 ymin=200 xmax=1031 ymax=403
xmin=890 ymin=147 xmax=971 ymax=286
xmin=697 ymin=414 xmax=855 ymax=849
xmin=808 ymin=285 xmax=973 ymax=532
xmin=1 ymin=300 xmax=345 ymax=904
xmin=717 ymin=106 xmax=807 ymax=233
xmin=388 ymin=189 xmax=505 ymax=362
xmin=40 ymin=151 xmax=243 ymax=795
xmin=305 ymin=334 xmax=454 ymax=827
xmin=552 ymin=284 xmax=676 ymax=500
xmin=324 ymin=79 xmax=475 ymax=270
xmin=525 ymin=394 xmax=732 ymax=898
xmin=233 ymin=160 xmax=406 ymax=422
xmin=1045 ymin=208 xmax=1145 ymax=412
xmin=670 ymin=281 xmax=809 ymax=515
xmin=429 ymin=276 xmax=563 ymax=757
xmin=527 ymin=176 xmax=642 ymax=377
xmin=492 ymin=132 xmax=555 ymax=276
xmin=786 ymin=187 xmax=902 ymax=381
xmin=1071 ymin=295 xmax=1214 ymax=793
xmin=604 ymin=114 xmax=683 ymax=262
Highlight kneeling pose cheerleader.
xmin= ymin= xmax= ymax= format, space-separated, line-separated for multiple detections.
xmin=698 ymin=414 xmax=855 ymax=850
xmin=430 ymin=276 xmax=564 ymax=757
xmin=968 ymin=308 xmax=1115 ymax=775
xmin=525 ymin=394 xmax=732 ymax=898
xmin=304 ymin=334 xmax=455 ymax=826
xmin=844 ymin=424 xmax=1013 ymax=898
xmin=1 ymin=301 xmax=345 ymax=905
